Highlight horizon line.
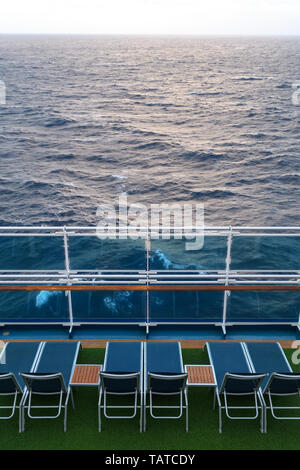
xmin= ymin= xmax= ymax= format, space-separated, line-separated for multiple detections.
xmin=0 ymin=32 xmax=300 ymax=37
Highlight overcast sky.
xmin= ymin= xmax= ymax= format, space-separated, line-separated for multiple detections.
xmin=1 ymin=0 xmax=300 ymax=35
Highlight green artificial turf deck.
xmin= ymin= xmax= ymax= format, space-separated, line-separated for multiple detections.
xmin=1 ymin=347 xmax=300 ymax=450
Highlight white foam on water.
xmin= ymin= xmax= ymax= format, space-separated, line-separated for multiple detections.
xmin=104 ymin=296 xmax=117 ymax=312
xmin=35 ymin=290 xmax=60 ymax=308
xmin=152 ymin=249 xmax=186 ymax=269
xmin=112 ymin=174 xmax=128 ymax=180
xmin=152 ymin=249 xmax=205 ymax=271
xmin=103 ymin=291 xmax=134 ymax=313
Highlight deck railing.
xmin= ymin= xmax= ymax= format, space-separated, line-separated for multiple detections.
xmin=0 ymin=226 xmax=299 ymax=335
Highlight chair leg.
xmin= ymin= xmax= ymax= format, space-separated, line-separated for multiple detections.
xmin=98 ymin=389 xmax=102 ymax=432
xmin=143 ymin=392 xmax=147 ymax=432
xmin=19 ymin=405 xmax=22 ymax=433
xmin=22 ymin=406 xmax=25 ymax=432
xmin=260 ymin=403 xmax=265 ymax=434
xmin=21 ymin=395 xmax=27 ymax=432
xmin=185 ymin=391 xmax=189 ymax=432
xmin=70 ymin=388 xmax=75 ymax=409
xmin=264 ymin=406 xmax=267 ymax=433
xmin=64 ymin=404 xmax=68 ymax=432
xmin=219 ymin=406 xmax=222 ymax=433
xmin=140 ymin=392 xmax=143 ymax=433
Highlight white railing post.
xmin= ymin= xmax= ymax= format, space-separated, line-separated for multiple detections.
xmin=222 ymin=226 xmax=233 ymax=335
xmin=63 ymin=227 xmax=74 ymax=336
xmin=146 ymin=226 xmax=150 ymax=335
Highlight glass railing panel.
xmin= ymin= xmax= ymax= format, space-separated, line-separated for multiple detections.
xmin=149 ymin=290 xmax=224 ymax=322
xmin=0 ymin=236 xmax=65 ymax=270
xmin=231 ymin=236 xmax=300 ymax=270
xmin=227 ymin=291 xmax=300 ymax=323
xmin=71 ymin=290 xmax=146 ymax=322
xmin=68 ymin=236 xmax=146 ymax=270
xmin=149 ymin=236 xmax=227 ymax=271
xmin=0 ymin=290 xmax=69 ymax=322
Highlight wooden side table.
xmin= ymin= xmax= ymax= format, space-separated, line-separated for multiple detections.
xmin=185 ymin=365 xmax=217 ymax=388
xmin=71 ymin=364 xmax=102 ymax=387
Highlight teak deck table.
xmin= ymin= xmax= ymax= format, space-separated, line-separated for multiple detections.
xmin=71 ymin=364 xmax=102 ymax=387
xmin=185 ymin=365 xmax=217 ymax=388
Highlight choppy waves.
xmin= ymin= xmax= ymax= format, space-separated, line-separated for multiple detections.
xmin=0 ymin=35 xmax=299 ymax=227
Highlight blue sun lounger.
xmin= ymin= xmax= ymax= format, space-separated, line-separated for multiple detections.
xmin=0 ymin=342 xmax=43 ymax=432
xmin=243 ymin=342 xmax=300 ymax=432
xmin=20 ymin=341 xmax=80 ymax=432
xmin=98 ymin=342 xmax=143 ymax=432
xmin=144 ymin=342 xmax=188 ymax=432
xmin=205 ymin=342 xmax=266 ymax=433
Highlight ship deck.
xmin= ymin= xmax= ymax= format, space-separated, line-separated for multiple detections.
xmin=1 ymin=346 xmax=300 ymax=450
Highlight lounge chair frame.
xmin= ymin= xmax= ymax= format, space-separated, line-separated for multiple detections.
xmin=147 ymin=372 xmax=188 ymax=431
xmin=243 ymin=341 xmax=298 ymax=432
xmin=0 ymin=372 xmax=22 ymax=419
xmin=263 ymin=372 xmax=300 ymax=429
xmin=143 ymin=342 xmax=188 ymax=432
xmin=0 ymin=342 xmax=44 ymax=432
xmin=98 ymin=342 xmax=143 ymax=432
xmin=218 ymin=372 xmax=267 ymax=429
xmin=98 ymin=372 xmax=141 ymax=431
xmin=20 ymin=372 xmax=74 ymax=432
xmin=206 ymin=342 xmax=266 ymax=433
xmin=19 ymin=342 xmax=80 ymax=432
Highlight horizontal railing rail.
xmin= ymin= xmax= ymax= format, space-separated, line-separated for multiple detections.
xmin=0 ymin=285 xmax=299 ymax=291
xmin=0 ymin=226 xmax=299 ymax=335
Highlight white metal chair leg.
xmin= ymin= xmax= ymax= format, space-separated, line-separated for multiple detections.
xmin=64 ymin=405 xmax=67 ymax=432
xmin=264 ymin=405 xmax=267 ymax=433
xmin=219 ymin=406 xmax=222 ymax=433
xmin=22 ymin=406 xmax=25 ymax=432
xmin=98 ymin=389 xmax=102 ymax=432
xmin=21 ymin=394 xmax=27 ymax=432
xmin=140 ymin=392 xmax=143 ymax=433
xmin=19 ymin=403 xmax=22 ymax=433
xmin=259 ymin=395 xmax=265 ymax=434
xmin=70 ymin=388 xmax=75 ymax=409
xmin=143 ymin=392 xmax=147 ymax=432
xmin=185 ymin=391 xmax=189 ymax=432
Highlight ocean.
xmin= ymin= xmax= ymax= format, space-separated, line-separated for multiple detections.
xmin=0 ymin=35 xmax=299 ymax=227
xmin=0 ymin=35 xmax=300 ymax=327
